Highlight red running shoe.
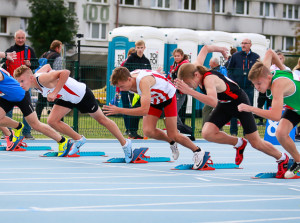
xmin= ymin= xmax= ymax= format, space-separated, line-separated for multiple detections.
xmin=234 ymin=138 xmax=247 ymax=165
xmin=276 ymin=154 xmax=289 ymax=178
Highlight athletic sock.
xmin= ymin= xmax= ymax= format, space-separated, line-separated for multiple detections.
xmin=122 ymin=139 xmax=129 ymax=148
xmin=194 ymin=147 xmax=201 ymax=153
xmin=16 ymin=122 xmax=22 ymax=130
xmin=276 ymin=153 xmax=286 ymax=163
xmin=59 ymin=136 xmax=66 ymax=143
xmin=170 ymin=141 xmax=175 ymax=145
xmin=235 ymin=137 xmax=243 ymax=148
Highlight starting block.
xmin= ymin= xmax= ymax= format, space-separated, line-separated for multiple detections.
xmin=40 ymin=151 xmax=106 ymax=157
xmin=105 ymin=147 xmax=171 ymax=163
xmin=172 ymin=152 xmax=240 ymax=170
xmin=0 ymin=141 xmax=52 ymax=151
xmin=252 ymin=158 xmax=300 ymax=179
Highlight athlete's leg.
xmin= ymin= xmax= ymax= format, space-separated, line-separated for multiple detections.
xmin=143 ymin=114 xmax=171 ymax=142
xmin=276 ymin=118 xmax=300 ymax=162
xmin=0 ymin=107 xmax=20 ymax=129
xmin=202 ymin=122 xmax=238 ymax=145
xmin=164 ymin=116 xmax=198 ymax=152
xmin=47 ymin=105 xmax=81 ymax=140
xmin=245 ymin=130 xmax=281 ymax=159
xmin=24 ymin=111 xmax=62 ymax=142
xmin=89 ymin=107 xmax=126 ymax=146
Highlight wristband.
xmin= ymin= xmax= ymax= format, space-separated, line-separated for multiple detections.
xmin=4 ymin=52 xmax=7 ymax=58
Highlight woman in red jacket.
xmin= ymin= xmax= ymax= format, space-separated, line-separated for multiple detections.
xmin=168 ymin=49 xmax=194 ymax=140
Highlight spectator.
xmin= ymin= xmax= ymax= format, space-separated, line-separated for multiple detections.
xmin=2 ymin=29 xmax=38 ymax=140
xmin=256 ymin=51 xmax=291 ymax=126
xmin=224 ymin=47 xmax=237 ymax=68
xmin=227 ymin=39 xmax=259 ymax=136
xmin=123 ymin=40 xmax=152 ymax=139
xmin=35 ymin=40 xmax=63 ymax=120
xmin=202 ymin=57 xmax=228 ymax=127
xmin=116 ymin=47 xmax=135 ymax=136
xmin=168 ymin=48 xmax=194 ymax=140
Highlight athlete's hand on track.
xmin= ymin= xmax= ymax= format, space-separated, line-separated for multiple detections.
xmin=103 ymin=103 xmax=120 ymax=116
xmin=238 ymin=103 xmax=252 ymax=112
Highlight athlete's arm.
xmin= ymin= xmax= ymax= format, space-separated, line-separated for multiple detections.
xmin=193 ymin=45 xmax=228 ymax=66
xmin=103 ymin=77 xmax=152 ymax=116
xmin=39 ymin=69 xmax=71 ymax=102
xmin=36 ymin=64 xmax=52 ymax=73
xmin=263 ymin=49 xmax=285 ymax=71
xmin=238 ymin=80 xmax=285 ymax=121
xmin=175 ymin=76 xmax=218 ymax=108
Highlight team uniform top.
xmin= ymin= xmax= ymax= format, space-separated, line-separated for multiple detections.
xmin=0 ymin=68 xmax=25 ymax=102
xmin=267 ymin=70 xmax=300 ymax=115
xmin=200 ymin=70 xmax=241 ymax=102
xmin=35 ymin=72 xmax=86 ymax=104
xmin=134 ymin=69 xmax=176 ymax=105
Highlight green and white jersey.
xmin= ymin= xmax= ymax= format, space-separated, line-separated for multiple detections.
xmin=266 ymin=70 xmax=300 ymax=115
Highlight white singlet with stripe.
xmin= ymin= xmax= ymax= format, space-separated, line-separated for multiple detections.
xmin=35 ymin=72 xmax=86 ymax=104
xmin=134 ymin=69 xmax=176 ymax=105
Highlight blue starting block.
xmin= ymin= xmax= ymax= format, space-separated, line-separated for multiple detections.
xmin=40 ymin=151 xmax=106 ymax=157
xmin=105 ymin=147 xmax=171 ymax=163
xmin=173 ymin=163 xmax=239 ymax=170
xmin=0 ymin=145 xmax=52 ymax=151
xmin=253 ymin=158 xmax=300 ymax=179
xmin=172 ymin=152 xmax=218 ymax=170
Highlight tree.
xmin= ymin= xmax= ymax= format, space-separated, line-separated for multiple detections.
xmin=27 ymin=0 xmax=78 ymax=56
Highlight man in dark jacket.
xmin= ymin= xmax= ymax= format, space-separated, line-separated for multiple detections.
xmin=122 ymin=40 xmax=151 ymax=139
xmin=227 ymin=38 xmax=259 ymax=136
xmin=35 ymin=40 xmax=63 ymax=120
xmin=2 ymin=29 xmax=38 ymax=139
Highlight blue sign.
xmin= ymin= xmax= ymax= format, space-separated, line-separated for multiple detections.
xmin=264 ymin=112 xmax=296 ymax=145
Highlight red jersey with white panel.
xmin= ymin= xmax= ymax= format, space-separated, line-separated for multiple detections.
xmin=134 ymin=69 xmax=176 ymax=105
xmin=35 ymin=72 xmax=86 ymax=104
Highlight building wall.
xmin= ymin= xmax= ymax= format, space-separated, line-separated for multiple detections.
xmin=0 ymin=0 xmax=299 ymax=61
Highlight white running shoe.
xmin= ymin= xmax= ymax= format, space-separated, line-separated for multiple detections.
xmin=284 ymin=162 xmax=300 ymax=179
xmin=122 ymin=139 xmax=133 ymax=163
xmin=170 ymin=142 xmax=179 ymax=160
xmin=69 ymin=136 xmax=87 ymax=155
xmin=193 ymin=150 xmax=205 ymax=169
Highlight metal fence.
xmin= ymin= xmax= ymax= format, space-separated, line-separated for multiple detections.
xmin=7 ymin=60 xmax=270 ymax=139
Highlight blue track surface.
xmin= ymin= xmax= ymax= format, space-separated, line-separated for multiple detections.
xmin=0 ymin=139 xmax=300 ymax=223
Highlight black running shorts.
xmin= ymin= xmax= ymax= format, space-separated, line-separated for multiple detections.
xmin=207 ymin=89 xmax=257 ymax=135
xmin=55 ymin=87 xmax=99 ymax=114
xmin=0 ymin=91 xmax=34 ymax=117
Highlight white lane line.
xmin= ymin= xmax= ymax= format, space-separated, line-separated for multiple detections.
xmin=0 ymin=194 xmax=299 ymax=197
xmin=0 ymin=184 xmax=257 ymax=194
xmin=203 ymin=216 xmax=300 ymax=223
xmin=289 ymin=187 xmax=300 ymax=192
xmin=0 ymin=208 xmax=299 ymax=212
xmin=28 ymin=196 xmax=300 ymax=211
xmin=195 ymin=177 xmax=211 ymax=181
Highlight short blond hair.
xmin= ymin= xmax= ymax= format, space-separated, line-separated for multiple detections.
xmin=14 ymin=65 xmax=32 ymax=78
xmin=248 ymin=61 xmax=270 ymax=81
xmin=110 ymin=67 xmax=131 ymax=86
xmin=135 ymin=40 xmax=145 ymax=47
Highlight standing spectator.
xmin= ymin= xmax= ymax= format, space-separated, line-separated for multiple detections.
xmin=116 ymin=47 xmax=135 ymax=135
xmin=227 ymin=39 xmax=259 ymax=136
xmin=224 ymin=47 xmax=237 ymax=68
xmin=2 ymin=29 xmax=38 ymax=139
xmin=256 ymin=51 xmax=291 ymax=125
xmin=123 ymin=40 xmax=151 ymax=139
xmin=202 ymin=57 xmax=228 ymax=127
xmin=168 ymin=48 xmax=194 ymax=140
xmin=35 ymin=40 xmax=63 ymax=120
